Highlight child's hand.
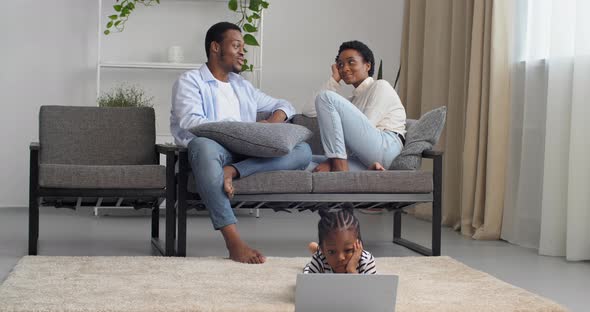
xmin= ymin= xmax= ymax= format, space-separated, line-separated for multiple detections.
xmin=307 ymin=242 xmax=319 ymax=254
xmin=346 ymin=240 xmax=363 ymax=273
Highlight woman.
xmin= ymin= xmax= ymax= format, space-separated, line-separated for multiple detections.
xmin=304 ymin=40 xmax=406 ymax=172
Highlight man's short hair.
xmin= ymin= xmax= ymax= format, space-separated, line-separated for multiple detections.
xmin=205 ymin=22 xmax=241 ymax=59
xmin=335 ymin=40 xmax=376 ymax=77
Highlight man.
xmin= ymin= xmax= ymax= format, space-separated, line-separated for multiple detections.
xmin=170 ymin=22 xmax=312 ymax=264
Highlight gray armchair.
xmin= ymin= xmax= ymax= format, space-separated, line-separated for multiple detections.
xmin=29 ymin=106 xmax=177 ymax=256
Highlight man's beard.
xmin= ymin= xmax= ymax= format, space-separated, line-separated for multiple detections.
xmin=219 ymin=48 xmax=241 ymax=74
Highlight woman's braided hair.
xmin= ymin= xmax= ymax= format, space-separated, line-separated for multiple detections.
xmin=317 ymin=206 xmax=362 ymax=246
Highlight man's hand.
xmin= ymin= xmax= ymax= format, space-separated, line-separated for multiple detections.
xmin=331 ymin=63 xmax=341 ymax=83
xmin=346 ymin=240 xmax=363 ymax=274
xmin=262 ymin=110 xmax=287 ymax=123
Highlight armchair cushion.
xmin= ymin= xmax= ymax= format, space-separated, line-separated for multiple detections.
xmin=189 ymin=122 xmax=312 ymax=158
xmin=39 ymin=164 xmax=166 ymax=189
xmin=390 ymin=107 xmax=447 ymax=170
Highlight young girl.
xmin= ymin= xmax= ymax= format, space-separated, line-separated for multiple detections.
xmin=303 ymin=207 xmax=376 ymax=274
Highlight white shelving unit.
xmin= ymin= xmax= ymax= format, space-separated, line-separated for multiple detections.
xmin=99 ymin=61 xmax=203 ymax=70
xmin=96 ymin=0 xmax=264 ymax=98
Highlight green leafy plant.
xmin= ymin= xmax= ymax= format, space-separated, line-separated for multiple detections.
xmin=228 ymin=0 xmax=269 ymax=71
xmin=104 ymin=0 xmax=160 ymax=35
xmin=98 ymin=85 xmax=154 ymax=108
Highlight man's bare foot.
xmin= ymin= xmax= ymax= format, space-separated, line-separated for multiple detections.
xmin=369 ymin=162 xmax=386 ymax=171
xmin=221 ymin=224 xmax=266 ymax=264
xmin=223 ymin=165 xmax=238 ymax=199
xmin=313 ymin=160 xmax=331 ymax=172
xmin=228 ymin=241 xmax=266 ymax=264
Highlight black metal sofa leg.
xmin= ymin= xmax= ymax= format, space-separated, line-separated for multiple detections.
xmin=391 ymin=201 xmax=442 ymax=256
xmin=164 ymin=152 xmax=177 ymax=257
xmin=29 ymin=147 xmax=39 ymax=256
xmin=175 ymin=151 xmax=188 ymax=257
xmin=431 ymin=152 xmax=443 ymax=256
xmin=151 ymin=204 xmax=159 ymax=240
xmin=392 ymin=208 xmax=437 ymax=256
xmin=28 ymin=197 xmax=39 ymax=255
xmin=392 ymin=152 xmax=443 ymax=256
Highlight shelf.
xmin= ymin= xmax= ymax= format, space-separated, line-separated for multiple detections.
xmin=99 ymin=61 xmax=262 ymax=72
xmin=99 ymin=61 xmax=203 ymax=70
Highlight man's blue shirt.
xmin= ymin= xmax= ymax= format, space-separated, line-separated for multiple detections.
xmin=170 ymin=64 xmax=296 ymax=147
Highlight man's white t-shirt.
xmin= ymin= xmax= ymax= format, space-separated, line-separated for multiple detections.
xmin=215 ymin=79 xmax=242 ymax=122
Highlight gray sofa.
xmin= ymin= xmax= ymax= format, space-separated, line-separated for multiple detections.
xmin=175 ymin=113 xmax=444 ymax=257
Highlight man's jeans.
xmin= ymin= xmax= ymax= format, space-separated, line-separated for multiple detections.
xmin=315 ymin=90 xmax=403 ymax=169
xmin=188 ymin=137 xmax=312 ymax=230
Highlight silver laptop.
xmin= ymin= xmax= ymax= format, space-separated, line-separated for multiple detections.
xmin=295 ymin=273 xmax=398 ymax=312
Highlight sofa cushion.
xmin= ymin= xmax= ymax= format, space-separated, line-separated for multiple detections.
xmin=312 ymin=170 xmax=433 ymax=193
xmin=39 ymin=164 xmax=166 ymax=189
xmin=189 ymin=122 xmax=312 ymax=158
xmin=291 ymin=115 xmax=324 ymax=155
xmin=390 ymin=107 xmax=447 ymax=170
xmin=187 ymin=170 xmax=312 ymax=194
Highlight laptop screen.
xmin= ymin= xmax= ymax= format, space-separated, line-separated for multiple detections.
xmin=295 ymin=273 xmax=398 ymax=312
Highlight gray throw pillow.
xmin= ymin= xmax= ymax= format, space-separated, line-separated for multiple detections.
xmin=189 ymin=122 xmax=313 ymax=158
xmin=390 ymin=106 xmax=447 ymax=170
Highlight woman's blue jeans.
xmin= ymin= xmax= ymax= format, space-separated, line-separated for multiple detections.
xmin=315 ymin=90 xmax=403 ymax=169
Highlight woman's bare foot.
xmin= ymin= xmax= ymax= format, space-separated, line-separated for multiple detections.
xmin=331 ymin=158 xmax=349 ymax=172
xmin=369 ymin=162 xmax=386 ymax=171
xmin=228 ymin=241 xmax=266 ymax=264
xmin=313 ymin=160 xmax=332 ymax=172
xmin=223 ymin=165 xmax=238 ymax=199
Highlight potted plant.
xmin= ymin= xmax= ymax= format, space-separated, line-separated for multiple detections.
xmin=98 ymin=84 xmax=154 ymax=108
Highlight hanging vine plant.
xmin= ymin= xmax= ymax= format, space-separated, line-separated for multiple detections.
xmin=228 ymin=0 xmax=269 ymax=71
xmin=103 ymin=0 xmax=269 ymax=72
xmin=104 ymin=0 xmax=160 ymax=35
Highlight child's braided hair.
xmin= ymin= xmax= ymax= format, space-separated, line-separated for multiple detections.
xmin=317 ymin=206 xmax=362 ymax=246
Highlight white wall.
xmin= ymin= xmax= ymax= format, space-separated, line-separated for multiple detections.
xmin=0 ymin=0 xmax=404 ymax=207
xmin=0 ymin=1 xmax=98 ymax=207
xmin=262 ymin=0 xmax=405 ymax=107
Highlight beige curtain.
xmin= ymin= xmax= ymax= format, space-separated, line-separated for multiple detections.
xmin=399 ymin=0 xmax=511 ymax=239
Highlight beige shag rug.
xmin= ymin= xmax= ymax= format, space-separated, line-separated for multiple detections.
xmin=0 ymin=256 xmax=567 ymax=312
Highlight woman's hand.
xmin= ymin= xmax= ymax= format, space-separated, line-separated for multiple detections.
xmin=346 ymin=240 xmax=363 ymax=273
xmin=331 ymin=63 xmax=341 ymax=83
